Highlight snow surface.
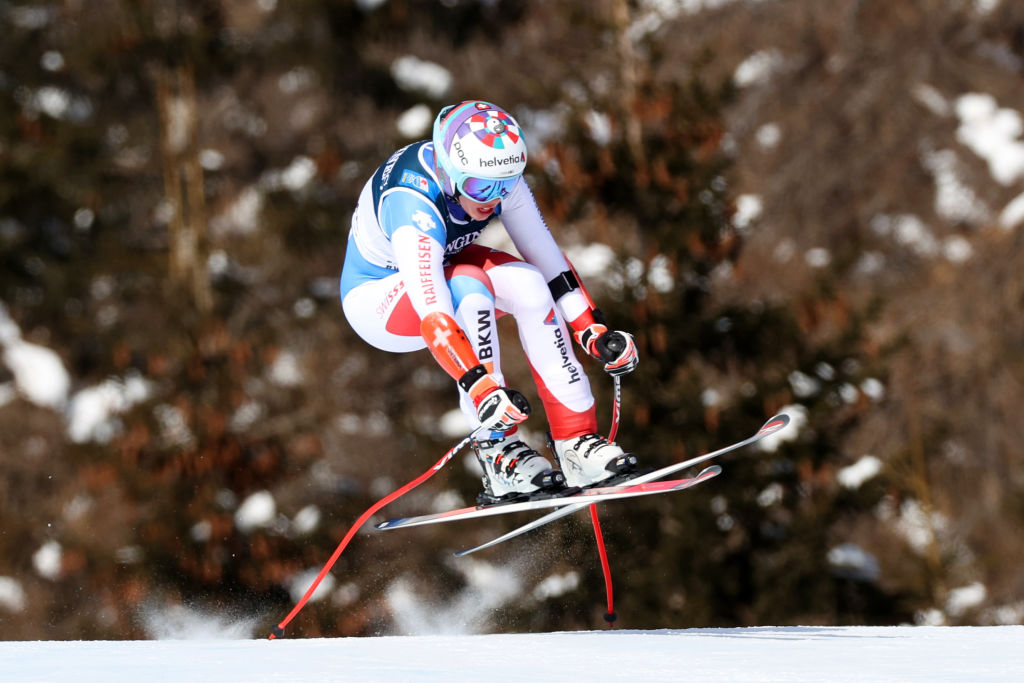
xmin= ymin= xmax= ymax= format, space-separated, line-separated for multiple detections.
xmin=0 ymin=626 xmax=1020 ymax=682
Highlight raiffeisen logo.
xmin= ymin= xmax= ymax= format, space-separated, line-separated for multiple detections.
xmin=480 ymin=152 xmax=526 ymax=168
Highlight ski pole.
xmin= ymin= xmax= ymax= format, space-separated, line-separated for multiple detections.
xmin=268 ymin=430 xmax=479 ymax=639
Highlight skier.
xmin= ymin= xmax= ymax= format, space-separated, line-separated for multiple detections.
xmin=340 ymin=100 xmax=639 ymax=505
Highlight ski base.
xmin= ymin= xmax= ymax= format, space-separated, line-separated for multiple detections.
xmin=375 ymin=466 xmax=718 ymax=531
xmin=453 ymin=465 xmax=722 ymax=557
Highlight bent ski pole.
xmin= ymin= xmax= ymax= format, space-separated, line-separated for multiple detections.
xmin=268 ymin=430 xmax=479 ymax=639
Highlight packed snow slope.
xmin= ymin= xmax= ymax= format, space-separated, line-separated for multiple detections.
xmin=1 ymin=626 xmax=1021 ymax=682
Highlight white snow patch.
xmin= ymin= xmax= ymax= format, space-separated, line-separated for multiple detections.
xmin=756 ymin=482 xmax=784 ymax=507
xmin=734 ymin=49 xmax=784 ymax=87
xmin=0 ymin=577 xmax=27 ymax=613
xmin=733 ymin=194 xmax=762 ymax=230
xmin=955 ymin=93 xmax=1024 ymax=186
xmin=154 ymin=403 xmax=195 ymax=449
xmin=788 ymin=370 xmax=821 ymax=398
xmin=268 ymin=350 xmax=303 ymax=387
xmin=837 ymin=455 xmax=882 ymax=489
xmin=648 ymin=254 xmax=675 ymax=293
xmin=439 ymin=408 xmax=469 ymax=438
xmin=211 ymin=186 xmax=263 ymax=235
xmin=396 ymin=104 xmax=432 ymax=138
xmin=827 ymin=543 xmax=881 ymax=581
xmin=999 ymin=191 xmax=1024 ymax=231
xmin=585 ymin=110 xmax=613 ymax=145
xmin=755 ymin=123 xmax=781 ymax=149
xmin=565 ymin=242 xmax=616 ymax=279
xmin=860 ymin=378 xmax=885 ymax=401
xmin=429 ymin=489 xmax=465 ymax=514
xmin=870 ymin=214 xmax=939 ymax=258
xmin=228 ymin=400 xmax=264 ymax=433
xmin=281 ymin=156 xmax=317 ymax=191
xmin=943 ymin=236 xmax=973 ymax=264
xmin=292 ymin=505 xmax=321 ymax=535
xmin=879 ymin=498 xmax=948 ymax=555
xmin=921 ymin=148 xmax=990 ymax=225
xmin=912 ymin=83 xmax=952 ymax=117
xmin=234 ymin=491 xmax=276 ymax=533
xmin=0 ymin=303 xmax=70 ymax=409
xmin=916 ymin=608 xmax=948 ymax=626
xmin=805 ymin=248 xmax=831 ymax=268
xmin=33 ymin=541 xmax=62 ymax=580
xmin=66 ymin=372 xmax=154 ymax=444
xmin=390 ymin=56 xmax=452 ymax=99
xmin=0 ymin=382 xmax=14 ymax=408
xmin=947 ymin=582 xmax=987 ymax=617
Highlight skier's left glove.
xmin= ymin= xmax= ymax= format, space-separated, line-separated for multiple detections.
xmin=574 ymin=324 xmax=639 ymax=377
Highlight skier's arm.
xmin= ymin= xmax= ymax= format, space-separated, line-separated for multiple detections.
xmin=501 ymin=182 xmax=639 ymax=376
xmin=384 ymin=194 xmax=530 ymax=432
xmin=420 ymin=311 xmax=530 ymax=433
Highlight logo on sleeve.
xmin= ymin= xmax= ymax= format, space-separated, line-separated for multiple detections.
xmin=411 ymin=210 xmax=437 ymax=232
xmin=400 ymin=170 xmax=430 ymax=193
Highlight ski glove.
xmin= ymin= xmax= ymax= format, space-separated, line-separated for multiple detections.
xmin=575 ymin=324 xmax=639 ymax=377
xmin=475 ymin=386 xmax=532 ymax=433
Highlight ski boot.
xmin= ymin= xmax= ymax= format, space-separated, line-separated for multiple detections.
xmin=550 ymin=433 xmax=639 ymax=488
xmin=473 ymin=433 xmax=567 ymax=507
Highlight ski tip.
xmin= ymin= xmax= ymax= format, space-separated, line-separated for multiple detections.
xmin=759 ymin=412 xmax=791 ymax=435
xmin=700 ymin=464 xmax=723 ymax=477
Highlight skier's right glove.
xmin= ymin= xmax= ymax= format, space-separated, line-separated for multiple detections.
xmin=459 ymin=364 xmax=532 ymax=433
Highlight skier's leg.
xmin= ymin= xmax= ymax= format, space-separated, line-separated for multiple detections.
xmin=341 ymin=272 xmax=425 ymax=352
xmin=443 ymin=255 xmax=561 ymax=500
xmin=461 ymin=248 xmax=598 ymax=440
xmin=459 ymin=247 xmax=636 ymax=487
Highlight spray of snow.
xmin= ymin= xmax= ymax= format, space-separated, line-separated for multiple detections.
xmin=140 ymin=603 xmax=261 ymax=640
xmin=387 ymin=556 xmax=524 ymax=635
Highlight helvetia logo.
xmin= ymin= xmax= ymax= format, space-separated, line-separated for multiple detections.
xmin=480 ymin=153 xmax=525 ymax=169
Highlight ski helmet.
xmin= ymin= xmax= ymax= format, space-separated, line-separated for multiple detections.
xmin=432 ymin=101 xmax=528 ymax=203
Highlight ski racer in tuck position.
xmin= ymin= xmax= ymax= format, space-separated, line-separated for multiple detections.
xmin=339 ymin=100 xmax=640 ymax=505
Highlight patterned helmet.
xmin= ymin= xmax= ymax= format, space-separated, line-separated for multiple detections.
xmin=432 ymin=101 xmax=528 ymax=203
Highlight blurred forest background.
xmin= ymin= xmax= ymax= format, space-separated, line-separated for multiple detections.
xmin=2 ymin=0 xmax=1024 ymax=639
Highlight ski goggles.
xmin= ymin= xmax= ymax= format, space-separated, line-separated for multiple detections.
xmin=458 ymin=175 xmax=520 ymax=203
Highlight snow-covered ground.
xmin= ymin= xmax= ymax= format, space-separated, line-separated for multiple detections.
xmin=1 ymin=626 xmax=1021 ymax=682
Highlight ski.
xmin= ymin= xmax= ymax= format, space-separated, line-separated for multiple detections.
xmin=453 ymin=411 xmax=792 ymax=555
xmin=376 ymin=465 xmax=722 ymax=531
